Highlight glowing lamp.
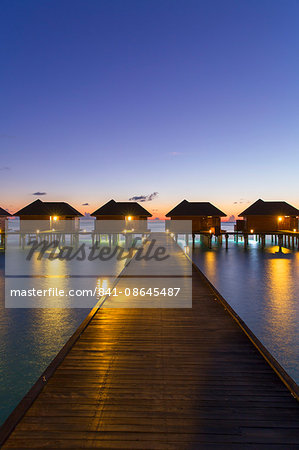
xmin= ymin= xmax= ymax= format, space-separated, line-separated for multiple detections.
xmin=250 ymin=229 xmax=254 ymax=233
xmin=53 ymin=216 xmax=58 ymax=221
xmin=209 ymin=229 xmax=212 ymax=234
xmin=127 ymin=216 xmax=132 ymax=221
xmin=278 ymin=217 xmax=283 ymax=222
xmin=294 ymin=229 xmax=297 ymax=232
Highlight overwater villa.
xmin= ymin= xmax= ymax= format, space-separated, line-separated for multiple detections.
xmin=14 ymin=199 xmax=83 ymax=232
xmin=166 ymin=200 xmax=226 ymax=235
xmin=237 ymin=199 xmax=299 ymax=233
xmin=91 ymin=199 xmax=152 ymax=232
xmin=0 ymin=207 xmax=11 ymax=234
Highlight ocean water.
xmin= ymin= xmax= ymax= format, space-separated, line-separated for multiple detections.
xmin=191 ymin=233 xmax=299 ymax=385
xmin=0 ymin=219 xmax=299 ymax=425
xmin=0 ymin=258 xmax=91 ymax=424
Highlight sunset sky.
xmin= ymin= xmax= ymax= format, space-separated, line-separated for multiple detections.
xmin=1 ymin=0 xmax=299 ymax=219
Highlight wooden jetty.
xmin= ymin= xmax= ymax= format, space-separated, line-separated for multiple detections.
xmin=189 ymin=230 xmax=299 ymax=250
xmin=1 ymin=234 xmax=299 ymax=448
xmin=0 ymin=207 xmax=11 ymax=250
xmin=8 ymin=228 xmax=299 ymax=254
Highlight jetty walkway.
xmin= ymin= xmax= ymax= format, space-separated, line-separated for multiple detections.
xmin=1 ymin=233 xmax=299 ymax=448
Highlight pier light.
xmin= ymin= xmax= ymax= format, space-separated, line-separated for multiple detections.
xmin=294 ymin=229 xmax=297 ymax=232
xmin=53 ymin=216 xmax=58 ymax=221
xmin=278 ymin=217 xmax=283 ymax=222
xmin=209 ymin=229 xmax=212 ymax=234
xmin=166 ymin=229 xmax=169 ymax=233
xmin=170 ymin=232 xmax=174 ymax=238
xmin=36 ymin=229 xmax=40 ymax=234
xmin=250 ymin=229 xmax=254 ymax=234
xmin=127 ymin=216 xmax=132 ymax=221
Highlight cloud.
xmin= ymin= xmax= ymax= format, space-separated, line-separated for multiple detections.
xmin=0 ymin=166 xmax=11 ymax=171
xmin=82 ymin=203 xmax=89 ymax=206
xmin=129 ymin=192 xmax=159 ymax=202
xmin=32 ymin=192 xmax=47 ymax=196
xmin=147 ymin=192 xmax=159 ymax=201
xmin=168 ymin=151 xmax=182 ymax=156
xmin=234 ymin=198 xmax=250 ymax=205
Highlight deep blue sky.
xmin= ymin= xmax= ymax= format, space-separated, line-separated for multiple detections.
xmin=1 ymin=0 xmax=298 ymax=217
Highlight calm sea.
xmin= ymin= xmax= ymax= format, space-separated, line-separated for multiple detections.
xmin=191 ymin=232 xmax=299 ymax=386
xmin=0 ymin=220 xmax=298 ymax=425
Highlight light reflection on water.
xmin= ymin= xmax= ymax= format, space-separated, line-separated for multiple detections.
xmin=1 ymin=219 xmax=299 ymax=425
xmin=191 ymin=237 xmax=299 ymax=385
xmin=0 ymin=257 xmax=92 ymax=425
xmin=0 ymin=265 xmax=115 ymax=424
xmin=0 ymin=218 xmax=123 ymax=425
